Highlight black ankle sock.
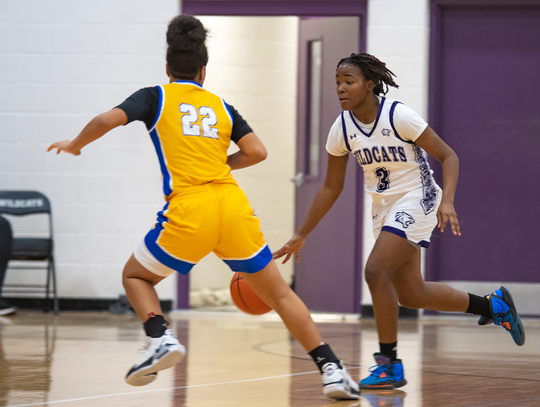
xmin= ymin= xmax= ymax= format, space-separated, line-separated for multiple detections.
xmin=308 ymin=343 xmax=340 ymax=373
xmin=143 ymin=314 xmax=168 ymax=338
xmin=466 ymin=293 xmax=491 ymax=317
xmin=380 ymin=342 xmax=397 ymax=361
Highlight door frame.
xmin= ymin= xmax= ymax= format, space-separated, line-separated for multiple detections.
xmin=177 ymin=0 xmax=367 ymax=310
xmin=426 ymin=0 xmax=540 ymax=282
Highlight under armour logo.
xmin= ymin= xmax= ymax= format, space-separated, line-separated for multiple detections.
xmin=350 ymin=134 xmax=357 ymax=140
xmin=317 ymin=356 xmax=326 ymax=363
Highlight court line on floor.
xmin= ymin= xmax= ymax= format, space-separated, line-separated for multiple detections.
xmin=7 ymin=367 xmax=360 ymax=407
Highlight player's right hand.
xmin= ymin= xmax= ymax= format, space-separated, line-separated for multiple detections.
xmin=47 ymin=140 xmax=81 ymax=156
xmin=272 ymin=235 xmax=305 ymax=264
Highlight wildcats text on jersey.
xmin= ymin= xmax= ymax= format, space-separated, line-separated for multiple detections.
xmin=352 ymin=145 xmax=407 ymax=165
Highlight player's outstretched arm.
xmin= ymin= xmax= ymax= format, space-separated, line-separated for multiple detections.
xmin=47 ymin=108 xmax=128 ymax=156
xmin=273 ymin=153 xmax=348 ymax=264
xmin=415 ymin=125 xmax=461 ymax=236
xmin=227 ymin=132 xmax=267 ymax=170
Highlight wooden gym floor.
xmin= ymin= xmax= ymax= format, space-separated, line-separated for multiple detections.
xmin=0 ymin=309 xmax=539 ymax=407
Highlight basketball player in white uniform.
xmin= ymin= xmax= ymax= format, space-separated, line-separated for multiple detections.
xmin=274 ymin=53 xmax=525 ymax=390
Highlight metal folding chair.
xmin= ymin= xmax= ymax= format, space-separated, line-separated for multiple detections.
xmin=0 ymin=190 xmax=58 ymax=315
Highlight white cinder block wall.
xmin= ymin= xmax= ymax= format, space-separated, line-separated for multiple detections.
xmin=0 ymin=0 xmax=181 ymax=302
xmin=361 ymin=0 xmax=430 ymax=307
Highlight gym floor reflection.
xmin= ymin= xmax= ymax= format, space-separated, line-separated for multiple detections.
xmin=1 ymin=310 xmax=539 ymax=407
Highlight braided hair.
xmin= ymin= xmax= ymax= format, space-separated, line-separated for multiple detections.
xmin=166 ymin=15 xmax=209 ymax=80
xmin=337 ymin=53 xmax=399 ymax=96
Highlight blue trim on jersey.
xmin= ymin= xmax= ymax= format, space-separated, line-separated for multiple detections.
xmin=222 ymin=100 xmax=234 ymax=126
xmin=341 ymin=112 xmax=351 ymax=152
xmin=222 ymin=245 xmax=273 ymax=273
xmin=349 ymin=97 xmax=386 ymax=137
xmin=148 ymin=85 xmax=164 ymax=131
xmin=389 ymin=101 xmax=413 ymax=144
xmin=382 ymin=226 xmax=430 ymax=248
xmin=173 ymin=80 xmax=202 ymax=87
xmin=144 ymin=203 xmax=196 ymax=275
xmin=149 ymin=127 xmax=173 ymax=197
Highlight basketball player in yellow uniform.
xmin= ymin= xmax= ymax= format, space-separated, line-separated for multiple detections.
xmin=47 ymin=15 xmax=359 ymax=400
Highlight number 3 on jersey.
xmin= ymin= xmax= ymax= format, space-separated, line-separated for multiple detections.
xmin=180 ymin=103 xmax=219 ymax=139
xmin=375 ymin=167 xmax=390 ymax=192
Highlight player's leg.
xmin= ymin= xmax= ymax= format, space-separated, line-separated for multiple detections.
xmin=360 ymin=231 xmax=416 ymax=389
xmin=391 ymin=250 xmax=525 ymax=346
xmin=241 ymin=260 xmax=322 ymax=350
xmin=241 ymin=261 xmax=360 ymax=400
xmin=122 ymin=254 xmax=186 ymax=386
xmin=122 ymin=254 xmax=164 ymax=320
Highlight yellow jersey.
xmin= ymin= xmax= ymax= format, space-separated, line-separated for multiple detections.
xmin=147 ymin=81 xmax=240 ymax=198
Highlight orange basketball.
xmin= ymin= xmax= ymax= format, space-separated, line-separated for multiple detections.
xmin=230 ymin=272 xmax=272 ymax=315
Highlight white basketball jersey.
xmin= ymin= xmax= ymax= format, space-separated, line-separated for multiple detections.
xmin=326 ymin=97 xmax=440 ymax=215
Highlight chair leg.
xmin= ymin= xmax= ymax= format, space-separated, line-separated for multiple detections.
xmin=45 ymin=260 xmax=51 ymax=313
xmin=51 ymin=255 xmax=59 ymax=315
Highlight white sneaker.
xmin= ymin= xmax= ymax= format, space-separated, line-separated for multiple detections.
xmin=125 ymin=329 xmax=186 ymax=386
xmin=322 ymin=361 xmax=360 ymax=400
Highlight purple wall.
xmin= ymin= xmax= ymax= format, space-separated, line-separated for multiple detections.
xmin=426 ymin=0 xmax=540 ymax=283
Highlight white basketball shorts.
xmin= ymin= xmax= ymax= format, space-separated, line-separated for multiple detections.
xmin=372 ymin=186 xmax=442 ymax=248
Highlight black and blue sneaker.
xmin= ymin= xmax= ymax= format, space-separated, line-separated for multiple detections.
xmin=359 ymin=353 xmax=407 ymax=389
xmin=478 ymin=286 xmax=525 ymax=346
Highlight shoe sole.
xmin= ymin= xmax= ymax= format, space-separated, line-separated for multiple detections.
xmin=126 ymin=346 xmax=186 ymax=386
xmin=323 ymin=384 xmax=360 ymax=400
xmin=499 ymin=287 xmax=526 ymax=346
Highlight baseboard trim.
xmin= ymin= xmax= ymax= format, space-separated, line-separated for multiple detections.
xmin=361 ymin=305 xmax=418 ymax=319
xmin=2 ymin=297 xmax=172 ymax=313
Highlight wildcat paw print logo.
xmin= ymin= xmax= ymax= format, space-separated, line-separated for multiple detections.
xmin=396 ymin=211 xmax=415 ymax=228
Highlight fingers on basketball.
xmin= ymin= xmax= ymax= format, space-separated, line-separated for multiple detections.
xmin=230 ymin=272 xmax=271 ymax=315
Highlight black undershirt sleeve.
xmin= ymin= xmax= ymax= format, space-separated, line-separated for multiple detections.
xmin=115 ymin=87 xmax=160 ymax=129
xmin=226 ymin=103 xmax=253 ymax=143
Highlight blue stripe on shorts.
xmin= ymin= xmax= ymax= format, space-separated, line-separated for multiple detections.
xmin=382 ymin=226 xmax=430 ymax=248
xmin=223 ymin=244 xmax=273 ymax=273
xmin=144 ymin=203 xmax=196 ymax=275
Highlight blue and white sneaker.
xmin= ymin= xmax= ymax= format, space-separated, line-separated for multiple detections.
xmin=125 ymin=329 xmax=186 ymax=386
xmin=322 ymin=361 xmax=360 ymax=400
xmin=360 ymin=353 xmax=407 ymax=389
xmin=478 ymin=286 xmax=525 ymax=346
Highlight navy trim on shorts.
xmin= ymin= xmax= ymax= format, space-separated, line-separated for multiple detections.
xmin=381 ymin=226 xmax=430 ymax=248
xmin=223 ymin=245 xmax=273 ymax=273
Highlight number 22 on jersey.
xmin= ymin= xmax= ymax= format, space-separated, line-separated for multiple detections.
xmin=180 ymin=103 xmax=219 ymax=139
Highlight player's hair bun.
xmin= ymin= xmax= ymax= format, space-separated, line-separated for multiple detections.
xmin=167 ymin=15 xmax=207 ymax=52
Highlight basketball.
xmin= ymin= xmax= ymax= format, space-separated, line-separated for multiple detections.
xmin=230 ymin=272 xmax=272 ymax=315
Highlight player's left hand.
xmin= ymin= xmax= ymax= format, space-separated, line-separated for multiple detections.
xmin=437 ymin=200 xmax=461 ymax=236
xmin=47 ymin=140 xmax=81 ymax=156
xmin=272 ymin=234 xmax=306 ymax=264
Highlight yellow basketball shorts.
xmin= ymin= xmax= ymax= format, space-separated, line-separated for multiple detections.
xmin=134 ymin=184 xmax=272 ymax=277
